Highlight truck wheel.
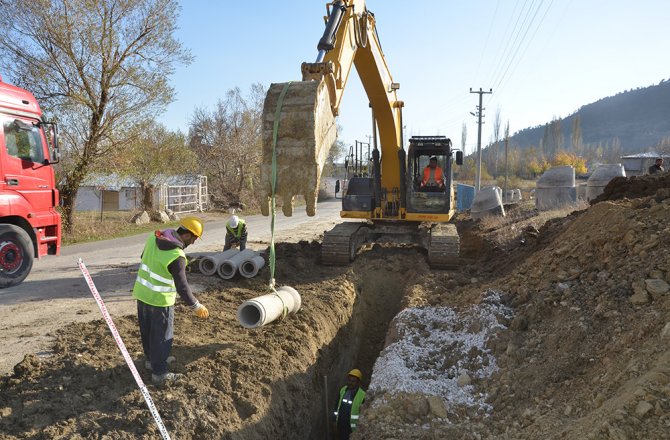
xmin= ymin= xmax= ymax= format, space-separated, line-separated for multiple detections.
xmin=0 ymin=225 xmax=34 ymax=288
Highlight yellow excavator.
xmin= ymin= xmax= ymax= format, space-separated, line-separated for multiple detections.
xmin=260 ymin=0 xmax=463 ymax=268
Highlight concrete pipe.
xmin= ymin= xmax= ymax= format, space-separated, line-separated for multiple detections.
xmin=218 ymin=249 xmax=258 ymax=280
xmin=239 ymin=255 xmax=266 ymax=278
xmin=198 ymin=249 xmax=239 ymax=276
xmin=237 ymin=286 xmax=302 ymax=329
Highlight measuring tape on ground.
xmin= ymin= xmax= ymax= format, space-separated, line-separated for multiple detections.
xmin=78 ymin=258 xmax=172 ymax=440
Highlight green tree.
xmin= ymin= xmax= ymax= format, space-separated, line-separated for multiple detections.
xmin=0 ymin=0 xmax=192 ymax=231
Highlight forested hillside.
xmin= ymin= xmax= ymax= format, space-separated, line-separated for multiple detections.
xmin=510 ymin=79 xmax=670 ymax=154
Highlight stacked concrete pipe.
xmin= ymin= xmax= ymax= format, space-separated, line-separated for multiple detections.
xmin=239 ymin=254 xmax=266 ymax=278
xmin=198 ymin=249 xmax=240 ymax=276
xmin=218 ymin=249 xmax=258 ymax=280
xmin=237 ymin=286 xmax=302 ymax=329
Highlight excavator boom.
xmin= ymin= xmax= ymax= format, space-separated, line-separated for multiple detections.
xmin=260 ymin=0 xmax=401 ymax=217
xmin=260 ymin=0 xmax=461 ymax=268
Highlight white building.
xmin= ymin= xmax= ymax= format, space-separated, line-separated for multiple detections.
xmin=620 ymin=152 xmax=669 ymax=176
xmin=75 ymin=174 xmax=208 ymax=213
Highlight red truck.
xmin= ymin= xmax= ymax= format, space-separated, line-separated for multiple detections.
xmin=0 ymin=75 xmax=61 ymax=287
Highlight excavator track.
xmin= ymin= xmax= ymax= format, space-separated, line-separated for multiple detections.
xmin=428 ymin=223 xmax=460 ymax=269
xmin=321 ymin=222 xmax=366 ymax=265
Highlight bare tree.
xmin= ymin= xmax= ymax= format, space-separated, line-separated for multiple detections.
xmin=492 ymin=107 xmax=502 ymax=176
xmin=461 ymin=122 xmax=468 ymax=155
xmin=111 ymin=121 xmax=196 ymax=211
xmin=188 ymin=84 xmax=266 ymax=208
xmin=0 ymin=0 xmax=192 ymax=231
xmin=571 ymin=115 xmax=583 ymax=154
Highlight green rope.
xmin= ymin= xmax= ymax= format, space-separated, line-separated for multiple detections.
xmin=269 ymin=82 xmax=292 ymax=319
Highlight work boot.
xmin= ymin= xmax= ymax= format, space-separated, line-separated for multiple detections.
xmin=144 ymin=356 xmax=176 ymax=371
xmin=151 ymin=372 xmax=184 ymax=386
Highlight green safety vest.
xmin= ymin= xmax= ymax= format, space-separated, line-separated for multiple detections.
xmin=335 ymin=386 xmax=366 ymax=430
xmin=226 ymin=219 xmax=246 ymax=238
xmin=132 ymin=234 xmax=185 ymax=307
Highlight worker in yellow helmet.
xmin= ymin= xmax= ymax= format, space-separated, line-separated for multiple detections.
xmin=333 ymin=368 xmax=366 ymax=439
xmin=132 ymin=216 xmax=209 ymax=385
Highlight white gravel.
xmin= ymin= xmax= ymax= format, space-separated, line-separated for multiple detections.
xmin=369 ymin=290 xmax=513 ymax=414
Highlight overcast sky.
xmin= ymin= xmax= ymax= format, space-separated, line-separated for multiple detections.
xmin=160 ymin=1 xmax=670 ymax=155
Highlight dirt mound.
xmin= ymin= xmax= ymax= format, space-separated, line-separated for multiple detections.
xmin=592 ymin=172 xmax=670 ymax=204
xmin=356 ymin=196 xmax=670 ymax=439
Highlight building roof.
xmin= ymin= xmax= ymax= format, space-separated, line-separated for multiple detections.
xmin=620 ymin=152 xmax=668 ymax=159
xmin=80 ymin=173 xmax=202 ymax=191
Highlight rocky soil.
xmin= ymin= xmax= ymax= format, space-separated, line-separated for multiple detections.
xmin=0 ymin=174 xmax=669 ymax=439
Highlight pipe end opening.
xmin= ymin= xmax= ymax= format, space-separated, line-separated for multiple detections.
xmin=237 ymin=303 xmax=262 ymax=329
xmin=218 ymin=262 xmax=236 ymax=279
xmin=240 ymin=261 xmax=257 ymax=278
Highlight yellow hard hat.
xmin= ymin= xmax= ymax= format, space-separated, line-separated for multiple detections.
xmin=179 ymin=216 xmax=204 ymax=237
xmin=348 ymin=369 xmax=362 ymax=380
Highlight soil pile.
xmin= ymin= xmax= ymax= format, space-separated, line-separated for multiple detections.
xmin=592 ymin=172 xmax=670 ymax=204
xmin=355 ymin=188 xmax=670 ymax=438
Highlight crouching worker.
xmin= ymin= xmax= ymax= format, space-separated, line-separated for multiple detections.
xmin=333 ymin=368 xmax=366 ymax=440
xmin=133 ymin=216 xmax=210 ymax=385
xmin=224 ymin=215 xmax=248 ymax=251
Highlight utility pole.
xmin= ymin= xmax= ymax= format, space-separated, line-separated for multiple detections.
xmin=504 ymin=127 xmax=509 ymax=201
xmin=470 ymin=87 xmax=492 ymax=191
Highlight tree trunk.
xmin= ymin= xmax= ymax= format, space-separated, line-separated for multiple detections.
xmin=141 ymin=182 xmax=154 ymax=212
xmin=60 ymin=163 xmax=89 ymax=234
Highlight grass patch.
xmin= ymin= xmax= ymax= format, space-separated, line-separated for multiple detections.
xmin=62 ymin=211 xmax=180 ymax=245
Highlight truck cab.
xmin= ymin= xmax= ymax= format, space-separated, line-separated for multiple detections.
xmin=0 ymin=75 xmax=61 ymax=287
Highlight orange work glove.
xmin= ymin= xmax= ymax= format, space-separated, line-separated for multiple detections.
xmin=193 ymin=303 xmax=209 ymax=319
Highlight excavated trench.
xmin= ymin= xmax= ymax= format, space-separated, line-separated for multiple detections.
xmin=304 ymin=260 xmax=410 ymax=439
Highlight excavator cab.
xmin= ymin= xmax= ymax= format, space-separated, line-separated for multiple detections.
xmin=406 ymin=136 xmax=462 ymax=214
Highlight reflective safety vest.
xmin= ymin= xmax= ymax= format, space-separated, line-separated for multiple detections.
xmin=132 ymin=234 xmax=185 ymax=307
xmin=334 ymin=386 xmax=366 ymax=430
xmin=226 ymin=219 xmax=246 ymax=238
xmin=422 ymin=166 xmax=444 ymax=185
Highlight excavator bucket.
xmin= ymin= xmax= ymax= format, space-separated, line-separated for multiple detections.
xmin=260 ymin=79 xmax=337 ymax=217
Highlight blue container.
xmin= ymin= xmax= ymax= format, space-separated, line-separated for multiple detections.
xmin=456 ymin=183 xmax=475 ymax=212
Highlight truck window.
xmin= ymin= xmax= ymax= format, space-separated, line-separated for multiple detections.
xmin=3 ymin=120 xmax=44 ymax=163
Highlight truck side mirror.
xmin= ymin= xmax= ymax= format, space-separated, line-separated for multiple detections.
xmin=42 ymin=122 xmax=60 ymax=164
xmin=456 ymin=151 xmax=463 ymax=165
xmin=335 ymin=179 xmax=341 ymax=193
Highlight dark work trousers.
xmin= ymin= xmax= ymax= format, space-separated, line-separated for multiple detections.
xmin=137 ymin=301 xmax=174 ymax=376
xmin=223 ymin=235 xmax=246 ymax=251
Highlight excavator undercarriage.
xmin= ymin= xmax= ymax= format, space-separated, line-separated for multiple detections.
xmin=322 ymin=221 xmax=460 ymax=269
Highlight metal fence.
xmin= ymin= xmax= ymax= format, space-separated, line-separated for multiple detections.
xmin=158 ymin=175 xmax=209 ymax=213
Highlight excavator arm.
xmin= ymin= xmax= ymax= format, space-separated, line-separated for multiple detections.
xmin=260 ymin=0 xmax=403 ymax=217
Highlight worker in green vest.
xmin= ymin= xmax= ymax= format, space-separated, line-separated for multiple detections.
xmin=133 ymin=216 xmax=209 ymax=385
xmin=223 ymin=215 xmax=248 ymax=251
xmin=333 ymin=368 xmax=366 ymax=439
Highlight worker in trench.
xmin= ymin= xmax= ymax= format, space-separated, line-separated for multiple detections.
xmin=223 ymin=214 xmax=248 ymax=251
xmin=333 ymin=369 xmax=367 ymax=440
xmin=132 ymin=217 xmax=210 ymax=385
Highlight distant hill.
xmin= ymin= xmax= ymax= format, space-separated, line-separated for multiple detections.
xmin=508 ymin=79 xmax=670 ymax=154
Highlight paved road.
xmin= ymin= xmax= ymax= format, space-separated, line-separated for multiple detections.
xmin=0 ymin=199 xmax=342 ymax=305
